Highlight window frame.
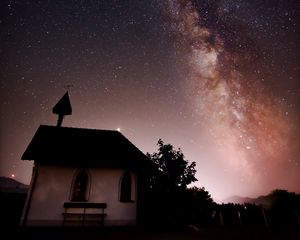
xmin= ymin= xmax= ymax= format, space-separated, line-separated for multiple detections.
xmin=70 ymin=169 xmax=90 ymax=202
xmin=119 ymin=170 xmax=133 ymax=203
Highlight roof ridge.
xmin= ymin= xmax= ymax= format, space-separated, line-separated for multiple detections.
xmin=39 ymin=124 xmax=120 ymax=133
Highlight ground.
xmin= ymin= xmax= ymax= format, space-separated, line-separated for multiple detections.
xmin=6 ymin=225 xmax=300 ymax=240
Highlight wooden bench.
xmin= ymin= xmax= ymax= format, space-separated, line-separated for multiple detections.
xmin=62 ymin=202 xmax=107 ymax=226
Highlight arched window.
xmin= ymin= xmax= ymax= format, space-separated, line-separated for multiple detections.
xmin=72 ymin=169 xmax=88 ymax=201
xmin=120 ymin=171 xmax=132 ymax=202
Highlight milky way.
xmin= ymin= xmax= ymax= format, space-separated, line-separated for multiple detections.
xmin=0 ymin=0 xmax=299 ymax=201
xmin=161 ymin=0 xmax=300 ymax=200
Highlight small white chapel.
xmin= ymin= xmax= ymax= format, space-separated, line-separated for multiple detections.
xmin=20 ymin=92 xmax=152 ymax=226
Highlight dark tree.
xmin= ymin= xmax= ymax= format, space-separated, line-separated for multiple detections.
xmin=147 ymin=139 xmax=197 ymax=193
xmin=185 ymin=187 xmax=216 ymax=224
xmin=144 ymin=139 xmax=198 ymax=225
xmin=266 ymin=189 xmax=300 ymax=227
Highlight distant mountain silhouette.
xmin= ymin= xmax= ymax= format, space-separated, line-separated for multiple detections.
xmin=0 ymin=176 xmax=29 ymax=193
xmin=223 ymin=195 xmax=271 ymax=206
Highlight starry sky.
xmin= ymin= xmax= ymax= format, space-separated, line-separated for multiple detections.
xmin=0 ymin=0 xmax=299 ymax=202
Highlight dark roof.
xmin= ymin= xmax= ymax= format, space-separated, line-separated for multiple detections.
xmin=22 ymin=125 xmax=151 ymax=169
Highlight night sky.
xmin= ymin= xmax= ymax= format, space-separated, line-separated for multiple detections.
xmin=1 ymin=0 xmax=299 ymax=202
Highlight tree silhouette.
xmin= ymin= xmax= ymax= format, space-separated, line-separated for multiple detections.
xmin=265 ymin=189 xmax=300 ymax=227
xmin=147 ymin=139 xmax=197 ymax=193
xmin=185 ymin=187 xmax=216 ymax=224
xmin=144 ymin=139 xmax=198 ymax=225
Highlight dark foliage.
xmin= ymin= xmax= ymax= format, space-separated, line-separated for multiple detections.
xmin=183 ymin=187 xmax=216 ymax=225
xmin=147 ymin=139 xmax=197 ymax=193
xmin=143 ymin=139 xmax=216 ymax=226
xmin=264 ymin=189 xmax=300 ymax=227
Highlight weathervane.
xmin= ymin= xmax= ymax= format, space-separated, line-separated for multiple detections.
xmin=64 ymin=84 xmax=74 ymax=90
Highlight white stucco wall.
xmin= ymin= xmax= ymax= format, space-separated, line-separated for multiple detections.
xmin=23 ymin=165 xmax=137 ymax=226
